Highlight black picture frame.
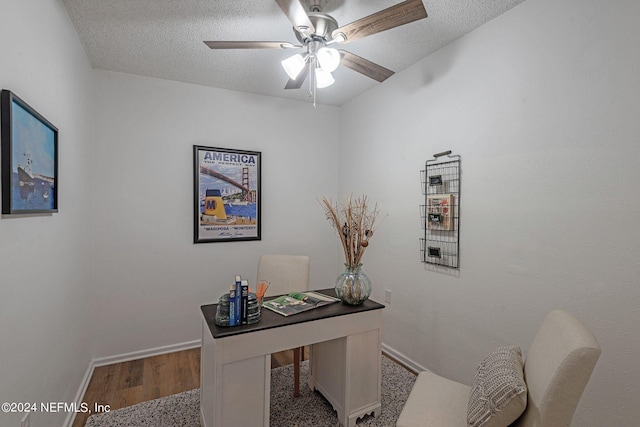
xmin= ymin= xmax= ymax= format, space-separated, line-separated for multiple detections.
xmin=193 ymin=145 xmax=261 ymax=243
xmin=428 ymin=175 xmax=443 ymax=186
xmin=1 ymin=90 xmax=58 ymax=214
xmin=427 ymin=246 xmax=442 ymax=258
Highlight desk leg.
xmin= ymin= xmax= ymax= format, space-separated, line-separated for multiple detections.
xmin=308 ymin=328 xmax=382 ymax=427
xmin=293 ymin=347 xmax=301 ymax=398
xmin=201 ymin=321 xmax=271 ymax=427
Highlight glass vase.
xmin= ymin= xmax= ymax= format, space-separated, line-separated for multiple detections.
xmin=335 ymin=264 xmax=372 ymax=305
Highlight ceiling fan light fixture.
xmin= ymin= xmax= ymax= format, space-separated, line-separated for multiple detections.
xmin=315 ymin=68 xmax=335 ymax=88
xmin=317 ymin=47 xmax=341 ymax=72
xmin=281 ymin=53 xmax=307 ymax=80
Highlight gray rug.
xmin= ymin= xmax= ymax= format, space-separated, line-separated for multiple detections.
xmin=85 ymin=355 xmax=416 ymax=427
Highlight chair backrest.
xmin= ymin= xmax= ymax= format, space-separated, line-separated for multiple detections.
xmin=513 ymin=309 xmax=601 ymax=427
xmin=257 ymin=255 xmax=310 ymax=296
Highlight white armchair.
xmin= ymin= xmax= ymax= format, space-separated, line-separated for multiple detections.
xmin=397 ymin=309 xmax=601 ymax=427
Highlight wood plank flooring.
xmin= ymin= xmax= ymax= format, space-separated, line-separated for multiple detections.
xmin=71 ymin=347 xmax=306 ymax=427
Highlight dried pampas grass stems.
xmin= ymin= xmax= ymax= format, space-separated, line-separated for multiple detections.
xmin=321 ymin=194 xmax=385 ymax=267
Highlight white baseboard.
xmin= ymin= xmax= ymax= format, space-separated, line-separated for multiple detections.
xmin=65 ymin=340 xmax=202 ymax=427
xmin=382 ymin=342 xmax=428 ymax=373
xmin=63 ymin=359 xmax=96 ymax=427
xmin=92 ymin=339 xmax=202 ymax=367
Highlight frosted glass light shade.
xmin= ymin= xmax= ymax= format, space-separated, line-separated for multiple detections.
xmin=281 ymin=54 xmax=306 ymax=80
xmin=315 ymin=68 xmax=335 ymax=88
xmin=317 ymin=47 xmax=340 ymax=72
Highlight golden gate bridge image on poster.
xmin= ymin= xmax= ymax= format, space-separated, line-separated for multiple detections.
xmin=199 ymin=164 xmax=257 ymax=226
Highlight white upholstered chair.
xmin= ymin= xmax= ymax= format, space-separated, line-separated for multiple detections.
xmin=396 ymin=309 xmax=601 ymax=427
xmin=257 ymin=254 xmax=310 ymax=397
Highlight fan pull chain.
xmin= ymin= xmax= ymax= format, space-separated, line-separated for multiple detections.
xmin=313 ymin=79 xmax=317 ymax=108
xmin=308 ymin=58 xmax=317 ymax=108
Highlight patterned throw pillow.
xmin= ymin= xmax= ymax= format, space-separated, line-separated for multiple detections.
xmin=467 ymin=346 xmax=527 ymax=427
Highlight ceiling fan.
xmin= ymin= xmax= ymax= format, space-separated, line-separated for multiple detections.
xmin=204 ymin=0 xmax=428 ymax=100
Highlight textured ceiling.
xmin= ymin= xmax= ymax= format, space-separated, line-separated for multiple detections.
xmin=62 ymin=0 xmax=526 ymax=106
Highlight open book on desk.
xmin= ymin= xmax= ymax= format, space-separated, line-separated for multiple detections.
xmin=262 ymin=291 xmax=340 ymax=316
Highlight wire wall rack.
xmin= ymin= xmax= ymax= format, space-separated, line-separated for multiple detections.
xmin=420 ymin=151 xmax=461 ymax=268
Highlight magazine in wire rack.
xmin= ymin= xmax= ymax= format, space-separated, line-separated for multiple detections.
xmin=262 ymin=291 xmax=340 ymax=316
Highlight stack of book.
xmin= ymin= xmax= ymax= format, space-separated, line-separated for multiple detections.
xmin=214 ymin=275 xmax=261 ymax=327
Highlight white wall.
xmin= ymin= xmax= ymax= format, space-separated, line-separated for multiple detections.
xmin=3 ymin=0 xmax=639 ymax=425
xmin=340 ymin=0 xmax=640 ymax=425
xmin=0 ymin=1 xmax=94 ymax=426
xmin=91 ymin=71 xmax=341 ymax=358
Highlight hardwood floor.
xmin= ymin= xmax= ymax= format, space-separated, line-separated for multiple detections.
xmin=71 ymin=347 xmax=306 ymax=427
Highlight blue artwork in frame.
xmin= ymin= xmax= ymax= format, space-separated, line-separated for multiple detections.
xmin=1 ymin=90 xmax=58 ymax=214
xmin=193 ymin=145 xmax=261 ymax=243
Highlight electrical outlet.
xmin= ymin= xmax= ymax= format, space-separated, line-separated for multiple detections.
xmin=21 ymin=412 xmax=30 ymax=427
xmin=384 ymin=289 xmax=392 ymax=304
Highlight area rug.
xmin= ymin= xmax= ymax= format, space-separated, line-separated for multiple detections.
xmin=85 ymin=355 xmax=416 ymax=427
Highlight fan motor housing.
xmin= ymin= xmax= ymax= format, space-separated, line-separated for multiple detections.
xmin=294 ymin=12 xmax=338 ymax=43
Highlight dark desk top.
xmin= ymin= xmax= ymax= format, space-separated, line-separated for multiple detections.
xmin=201 ymin=288 xmax=385 ymax=339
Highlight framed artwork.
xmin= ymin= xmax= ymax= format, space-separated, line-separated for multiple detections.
xmin=427 ymin=246 xmax=442 ymax=258
xmin=426 ymin=193 xmax=454 ymax=230
xmin=1 ymin=90 xmax=58 ymax=214
xmin=428 ymin=174 xmax=443 ymax=186
xmin=193 ymin=145 xmax=261 ymax=243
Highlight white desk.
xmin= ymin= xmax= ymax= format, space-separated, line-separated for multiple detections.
xmin=200 ymin=289 xmax=384 ymax=427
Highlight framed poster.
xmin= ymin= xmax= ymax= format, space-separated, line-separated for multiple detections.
xmin=1 ymin=90 xmax=58 ymax=214
xmin=193 ymin=145 xmax=261 ymax=243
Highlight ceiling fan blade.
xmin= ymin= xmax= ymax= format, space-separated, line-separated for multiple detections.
xmin=275 ymin=0 xmax=316 ymax=37
xmin=204 ymin=41 xmax=300 ymax=49
xmin=332 ymin=0 xmax=428 ymax=44
xmin=339 ymin=50 xmax=394 ymax=82
xmin=284 ymin=62 xmax=310 ymax=89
